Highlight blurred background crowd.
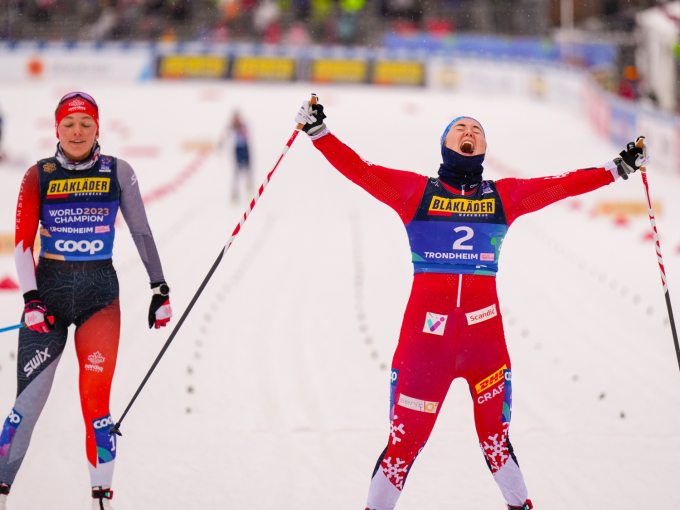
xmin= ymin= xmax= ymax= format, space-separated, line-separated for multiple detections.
xmin=0 ymin=0 xmax=678 ymax=110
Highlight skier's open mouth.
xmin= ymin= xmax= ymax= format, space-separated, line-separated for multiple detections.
xmin=460 ymin=140 xmax=475 ymax=154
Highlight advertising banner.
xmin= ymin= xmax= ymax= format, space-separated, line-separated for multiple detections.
xmin=231 ymin=57 xmax=296 ymax=81
xmin=372 ymin=61 xmax=425 ymax=86
xmin=310 ymin=59 xmax=368 ymax=83
xmin=156 ymin=54 xmax=229 ymax=79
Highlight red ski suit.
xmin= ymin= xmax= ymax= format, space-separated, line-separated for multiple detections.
xmin=312 ymin=132 xmax=616 ymax=509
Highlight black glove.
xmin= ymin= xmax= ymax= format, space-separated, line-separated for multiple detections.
xmin=148 ymin=282 xmax=172 ymax=329
xmin=615 ymin=140 xmax=647 ymax=180
xmin=294 ymin=99 xmax=327 ymax=136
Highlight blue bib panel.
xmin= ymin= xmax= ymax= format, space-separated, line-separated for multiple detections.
xmin=38 ymin=156 xmax=120 ymax=261
xmin=405 ymin=179 xmax=508 ymax=276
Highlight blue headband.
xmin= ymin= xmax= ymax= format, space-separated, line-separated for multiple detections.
xmin=440 ymin=116 xmax=485 ymax=147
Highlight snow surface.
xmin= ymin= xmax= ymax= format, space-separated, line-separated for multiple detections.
xmin=0 ymin=81 xmax=679 ymax=509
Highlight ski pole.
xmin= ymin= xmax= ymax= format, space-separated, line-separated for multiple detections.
xmin=0 ymin=316 xmax=56 ymax=335
xmin=0 ymin=323 xmax=24 ymax=334
xmin=109 ymin=94 xmax=318 ymax=437
xmin=636 ymin=136 xmax=680 ymax=374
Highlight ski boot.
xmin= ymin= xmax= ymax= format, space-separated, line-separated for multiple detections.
xmin=0 ymin=483 xmax=9 ymax=510
xmin=508 ymin=500 xmax=533 ymax=510
xmin=92 ymin=487 xmax=114 ymax=510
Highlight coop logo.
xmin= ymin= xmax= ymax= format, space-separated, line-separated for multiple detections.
xmin=46 ymin=178 xmax=110 ymax=198
xmin=85 ymin=351 xmax=105 ymax=373
xmin=397 ymin=393 xmax=439 ymax=414
xmin=428 ymin=197 xmax=495 ymax=216
xmin=23 ymin=348 xmax=51 ymax=377
xmin=55 ymin=239 xmax=104 ymax=255
xmin=475 ymin=364 xmax=507 ymax=395
xmin=465 ymin=304 xmax=497 ymax=326
xmin=0 ymin=409 xmax=23 ymax=457
xmin=93 ymin=415 xmax=114 ymax=430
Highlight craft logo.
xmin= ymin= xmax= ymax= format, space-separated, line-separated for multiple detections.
xmin=42 ymin=162 xmax=57 ymax=174
xmin=23 ymin=348 xmax=50 ymax=377
xmin=466 ymin=303 xmax=497 ymax=326
xmin=428 ymin=197 xmax=495 ymax=216
xmin=423 ymin=312 xmax=447 ymax=336
xmin=47 ymin=178 xmax=110 ymax=199
xmin=475 ymin=364 xmax=507 ymax=394
xmin=397 ymin=393 xmax=439 ymax=414
xmin=0 ymin=409 xmax=23 ymax=457
xmin=85 ymin=351 xmax=105 ymax=372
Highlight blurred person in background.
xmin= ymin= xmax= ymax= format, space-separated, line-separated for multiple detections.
xmin=619 ymin=65 xmax=640 ymax=101
xmin=219 ymin=111 xmax=253 ymax=202
xmin=0 ymin=92 xmax=173 ymax=510
xmin=295 ymin=99 xmax=649 ymax=510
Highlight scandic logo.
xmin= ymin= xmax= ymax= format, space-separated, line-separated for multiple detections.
xmin=428 ymin=197 xmax=495 ymax=216
xmin=47 ymin=178 xmax=110 ymax=198
xmin=475 ymin=364 xmax=507 ymax=394
xmin=397 ymin=393 xmax=439 ymax=414
xmin=466 ymin=303 xmax=497 ymax=326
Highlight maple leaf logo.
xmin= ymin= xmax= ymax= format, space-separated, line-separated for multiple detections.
xmin=88 ymin=352 xmax=105 ymax=365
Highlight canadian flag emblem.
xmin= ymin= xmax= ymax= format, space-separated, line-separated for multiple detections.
xmin=88 ymin=352 xmax=105 ymax=365
xmin=85 ymin=352 xmax=106 ymax=372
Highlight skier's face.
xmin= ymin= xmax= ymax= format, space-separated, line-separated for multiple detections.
xmin=444 ymin=119 xmax=486 ymax=156
xmin=57 ymin=112 xmax=99 ymax=161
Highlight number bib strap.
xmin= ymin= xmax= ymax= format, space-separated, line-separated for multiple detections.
xmin=37 ymin=156 xmax=120 ymax=262
xmin=405 ymin=179 xmax=508 ymax=276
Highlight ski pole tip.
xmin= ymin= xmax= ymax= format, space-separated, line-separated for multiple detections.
xmin=109 ymin=424 xmax=122 ymax=436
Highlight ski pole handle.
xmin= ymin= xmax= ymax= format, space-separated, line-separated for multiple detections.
xmin=0 ymin=316 xmax=54 ymax=335
xmin=296 ymin=94 xmax=318 ymax=130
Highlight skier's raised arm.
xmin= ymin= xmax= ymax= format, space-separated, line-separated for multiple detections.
xmin=496 ymin=144 xmax=649 ymax=226
xmin=295 ymin=100 xmax=426 ymax=224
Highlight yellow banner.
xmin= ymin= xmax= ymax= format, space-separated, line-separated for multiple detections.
xmin=594 ymin=201 xmax=661 ymax=217
xmin=232 ymin=57 xmax=296 ymax=81
xmin=428 ymin=197 xmax=495 ymax=215
xmin=475 ymin=365 xmax=507 ymax=394
xmin=372 ymin=61 xmax=425 ymax=86
xmin=47 ymin=178 xmax=110 ymax=198
xmin=311 ymin=59 xmax=368 ymax=83
xmin=158 ymin=55 xmax=229 ymax=79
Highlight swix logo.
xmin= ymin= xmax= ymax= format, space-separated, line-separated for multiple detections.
xmin=24 ymin=348 xmax=51 ymax=377
xmin=423 ymin=312 xmax=447 ymax=336
xmin=466 ymin=303 xmax=497 ymax=326
xmin=85 ymin=351 xmax=105 ymax=372
xmin=475 ymin=364 xmax=507 ymax=394
xmin=55 ymin=239 xmax=104 ymax=255
xmin=93 ymin=415 xmax=114 ymax=430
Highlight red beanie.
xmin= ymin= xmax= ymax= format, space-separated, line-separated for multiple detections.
xmin=55 ymin=96 xmax=99 ymax=139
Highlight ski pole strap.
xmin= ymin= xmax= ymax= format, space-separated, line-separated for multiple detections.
xmin=92 ymin=488 xmax=113 ymax=499
xmin=0 ymin=484 xmax=10 ymax=495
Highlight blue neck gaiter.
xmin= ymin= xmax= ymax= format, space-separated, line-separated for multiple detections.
xmin=438 ymin=145 xmax=485 ymax=190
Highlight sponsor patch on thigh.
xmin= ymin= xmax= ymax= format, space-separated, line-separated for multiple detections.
xmin=465 ymin=303 xmax=497 ymax=325
xmin=397 ymin=393 xmax=439 ymax=413
xmin=423 ymin=312 xmax=447 ymax=335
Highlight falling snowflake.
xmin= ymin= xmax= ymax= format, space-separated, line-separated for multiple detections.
xmin=481 ymin=423 xmax=510 ymax=473
xmin=389 ymin=415 xmax=405 ymax=445
xmin=382 ymin=456 xmax=409 ymax=490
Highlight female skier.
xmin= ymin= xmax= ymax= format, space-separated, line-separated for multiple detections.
xmin=1 ymin=92 xmax=173 ymax=510
xmin=295 ymin=100 xmax=647 ymax=510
